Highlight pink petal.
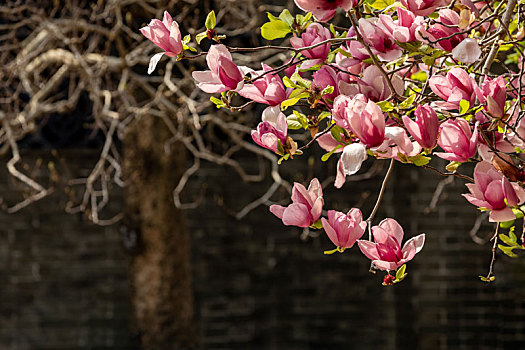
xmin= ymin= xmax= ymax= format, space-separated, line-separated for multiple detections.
xmin=357 ymin=240 xmax=381 ymax=260
xmin=282 ymin=203 xmax=312 ymax=227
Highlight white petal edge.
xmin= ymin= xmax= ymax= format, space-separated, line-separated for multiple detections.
xmin=148 ymin=52 xmax=165 ymax=75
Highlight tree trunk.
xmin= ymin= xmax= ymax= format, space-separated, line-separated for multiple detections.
xmin=123 ymin=115 xmax=196 ymax=349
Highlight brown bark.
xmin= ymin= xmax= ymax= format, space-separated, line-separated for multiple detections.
xmin=123 ymin=115 xmax=195 ymax=349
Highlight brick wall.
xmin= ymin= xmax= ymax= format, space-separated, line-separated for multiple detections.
xmin=1 ymin=151 xmax=524 ymax=349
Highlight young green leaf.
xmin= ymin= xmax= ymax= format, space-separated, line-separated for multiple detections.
xmin=459 ymin=99 xmax=470 ymax=114
xmin=205 ymin=11 xmax=216 ymax=30
xmin=261 ymin=20 xmax=291 ymax=40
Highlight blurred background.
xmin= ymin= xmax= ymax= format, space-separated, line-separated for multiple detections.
xmin=1 ymin=1 xmax=525 ymax=350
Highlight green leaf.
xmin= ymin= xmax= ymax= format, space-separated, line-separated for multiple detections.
xmin=278 ymin=153 xmax=290 ymax=165
xmin=499 ymin=233 xmax=517 ymax=246
xmin=205 ymin=11 xmax=216 ymax=30
xmin=321 ymin=85 xmax=334 ymax=96
xmin=396 ymin=264 xmax=406 ymax=279
xmin=261 ymin=20 xmax=291 ymax=40
xmin=282 ymin=76 xmax=300 ymax=89
xmin=287 ymin=112 xmax=308 ymax=130
xmin=445 ymin=161 xmax=462 ymax=172
xmin=333 ymin=47 xmax=353 ymax=58
xmin=499 ymin=220 xmax=515 ymax=229
xmin=377 ymin=100 xmax=395 ymax=112
xmin=411 ymin=71 xmax=427 ymax=82
xmin=399 ymin=94 xmax=416 ymax=109
xmin=281 ymin=91 xmax=309 ymax=110
xmin=317 ymin=111 xmax=331 ymax=122
xmin=498 ymin=244 xmax=519 ymax=258
xmin=368 ymin=0 xmax=394 ymax=10
xmin=479 ymin=275 xmax=496 ymax=282
xmin=459 ymin=100 xmax=470 ymax=114
xmin=297 ymin=12 xmax=313 ymax=26
xmin=210 ymin=96 xmax=226 ymax=109
xmin=287 ymin=118 xmax=303 ymax=130
xmin=311 ymin=219 xmax=324 ymax=229
xmin=196 ymin=32 xmax=207 ymax=44
xmin=278 ymin=9 xmax=294 ymax=26
xmin=290 ymin=72 xmax=312 ymax=89
xmin=331 ymin=125 xmax=345 ymax=143
xmin=321 ymin=144 xmax=343 ymax=161
xmin=512 ymin=208 xmax=524 ymax=219
xmin=408 ymin=154 xmax=431 ymax=166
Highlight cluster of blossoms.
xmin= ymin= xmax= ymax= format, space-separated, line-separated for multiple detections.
xmin=141 ymin=0 xmax=525 ymax=283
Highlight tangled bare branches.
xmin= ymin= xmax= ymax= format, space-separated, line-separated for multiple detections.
xmin=0 ymin=0 xmax=295 ymax=223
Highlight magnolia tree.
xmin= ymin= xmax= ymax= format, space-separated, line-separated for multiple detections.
xmin=141 ymin=0 xmax=525 ymax=285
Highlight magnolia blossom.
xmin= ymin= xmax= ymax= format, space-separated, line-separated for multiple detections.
xmin=374 ymin=127 xmax=422 ymax=159
xmin=251 ymin=106 xmax=288 ymax=153
xmin=429 ymin=67 xmax=480 ymax=110
xmin=335 ymin=143 xmax=368 ymax=188
xmin=339 ymin=65 xmax=405 ymax=102
xmin=315 ymin=131 xmax=348 ymax=153
xmin=192 ymin=44 xmax=249 ymax=93
xmin=435 ymin=119 xmax=478 ymax=162
xmin=378 ymin=8 xmax=425 ymax=43
xmin=479 ymin=76 xmax=507 ymax=118
xmin=402 ymin=104 xmax=439 ymax=149
xmin=239 ymin=64 xmax=288 ymax=106
xmin=140 ymin=11 xmax=183 ymax=74
xmin=312 ymin=65 xmax=341 ymax=102
xmin=322 ymin=208 xmax=367 ymax=249
xmin=422 ymin=9 xmax=466 ymax=51
xmin=294 ymin=0 xmax=357 ymax=22
xmin=357 ymin=219 xmax=425 ymax=271
xmin=452 ymin=38 xmax=482 ymax=64
xmin=475 ymin=112 xmax=514 ymax=161
xmin=401 ymin=0 xmax=445 ymax=16
xmin=290 ymin=23 xmax=332 ymax=69
xmin=463 ymin=162 xmax=525 ymax=222
xmin=270 ymin=178 xmax=324 ymax=228
xmin=345 ymin=94 xmax=386 ymax=148
xmin=354 ymin=18 xmax=402 ymax=61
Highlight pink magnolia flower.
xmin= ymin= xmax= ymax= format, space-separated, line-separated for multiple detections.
xmin=429 ymin=67 xmax=480 ymax=110
xmin=294 ymin=0 xmax=358 ymax=22
xmin=346 ymin=94 xmax=386 ymax=148
xmin=435 ymin=119 xmax=478 ymax=162
xmin=479 ymin=76 xmax=507 ymax=118
xmin=373 ymin=126 xmax=422 ymax=159
xmin=239 ymin=64 xmax=288 ymax=106
xmin=322 ymin=208 xmax=367 ymax=249
xmin=192 ymin=44 xmax=248 ymax=93
xmin=339 ymin=65 xmax=405 ymax=102
xmin=422 ymin=9 xmax=466 ymax=51
xmin=312 ymin=65 xmax=340 ymax=102
xmin=251 ymin=106 xmax=288 ymax=153
xmin=270 ymin=178 xmax=324 ymax=228
xmin=290 ymin=23 xmax=332 ymax=69
xmin=452 ymin=38 xmax=482 ymax=64
xmin=140 ymin=11 xmax=183 ymax=74
xmin=335 ymin=143 xmax=368 ymax=188
xmin=357 ymin=219 xmax=425 ymax=271
xmin=378 ymin=8 xmax=425 ymax=43
xmin=315 ymin=131 xmax=348 ymax=153
xmin=463 ymin=162 xmax=525 ymax=222
xmin=475 ymin=112 xmax=514 ymax=161
xmin=353 ymin=18 xmax=402 ymax=61
xmin=402 ymin=104 xmax=439 ymax=149
xmin=401 ymin=0 xmax=445 ymax=16
xmin=332 ymin=95 xmax=354 ymax=130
